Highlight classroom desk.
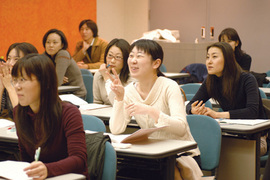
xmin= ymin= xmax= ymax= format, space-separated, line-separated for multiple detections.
xmin=163 ymin=72 xmax=190 ymax=79
xmin=115 ymin=138 xmax=197 ymax=180
xmin=58 ymin=86 xmax=80 ymax=94
xmin=0 ymin=124 xmax=196 ymax=180
xmin=218 ymin=120 xmax=270 ymax=180
xmin=260 ymin=87 xmax=270 ymax=96
xmin=81 ymin=107 xmax=270 ymax=179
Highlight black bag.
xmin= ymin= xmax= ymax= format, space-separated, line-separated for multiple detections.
xmin=250 ymin=71 xmax=269 ymax=87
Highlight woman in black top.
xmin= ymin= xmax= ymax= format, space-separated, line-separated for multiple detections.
xmin=218 ymin=27 xmax=252 ymax=71
xmin=186 ymin=42 xmax=267 ymax=155
xmin=186 ymin=42 xmax=266 ymax=119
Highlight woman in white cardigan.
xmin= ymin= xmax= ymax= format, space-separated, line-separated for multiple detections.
xmin=108 ymin=39 xmax=201 ymax=180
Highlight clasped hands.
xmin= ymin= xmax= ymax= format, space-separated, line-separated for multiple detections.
xmin=191 ymin=100 xmax=217 ymax=119
xmin=0 ymin=62 xmax=13 ymax=89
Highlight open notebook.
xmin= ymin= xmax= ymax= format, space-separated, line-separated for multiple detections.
xmin=59 ymin=94 xmax=110 ymax=110
xmin=0 ymin=160 xmax=32 ymax=180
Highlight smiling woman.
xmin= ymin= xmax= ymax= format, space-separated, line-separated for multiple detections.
xmin=42 ymin=29 xmax=87 ymax=99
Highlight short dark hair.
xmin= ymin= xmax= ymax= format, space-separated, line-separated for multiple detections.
xmin=42 ymin=29 xmax=68 ymax=50
xmin=104 ymin=38 xmax=130 ymax=83
xmin=6 ymin=42 xmax=38 ymax=60
xmin=130 ymin=39 xmax=164 ymax=76
xmin=79 ymin=19 xmax=98 ymax=37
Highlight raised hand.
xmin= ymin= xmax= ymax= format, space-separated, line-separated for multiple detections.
xmin=107 ymin=68 xmax=124 ymax=101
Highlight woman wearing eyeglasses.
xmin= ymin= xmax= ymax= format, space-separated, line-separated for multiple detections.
xmin=93 ymin=38 xmax=134 ymax=105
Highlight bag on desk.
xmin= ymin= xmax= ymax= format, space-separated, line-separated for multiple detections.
xmin=176 ymin=155 xmax=203 ymax=180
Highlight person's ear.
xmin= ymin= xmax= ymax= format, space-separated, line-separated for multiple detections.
xmin=153 ymin=59 xmax=161 ymax=69
xmin=235 ymin=40 xmax=239 ymax=47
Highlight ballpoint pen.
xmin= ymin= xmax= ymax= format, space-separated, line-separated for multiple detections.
xmin=34 ymin=147 xmax=41 ymax=162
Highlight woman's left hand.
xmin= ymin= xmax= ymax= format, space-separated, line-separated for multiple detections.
xmin=203 ymin=108 xmax=217 ymax=119
xmin=24 ymin=161 xmax=48 ymax=180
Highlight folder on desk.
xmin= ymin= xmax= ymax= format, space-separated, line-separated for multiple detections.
xmin=109 ymin=126 xmax=167 ymax=144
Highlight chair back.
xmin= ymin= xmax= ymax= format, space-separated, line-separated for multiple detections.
xmin=82 ymin=74 xmax=94 ymax=103
xmin=186 ymin=114 xmax=222 ymax=173
xmin=82 ymin=115 xmax=117 ymax=180
xmin=102 ymin=141 xmax=117 ymax=180
xmin=259 ymin=88 xmax=267 ymax=99
xmin=181 ymin=83 xmax=201 ymax=95
xmin=81 ymin=114 xmax=106 ymax=132
xmin=160 ymin=64 xmax=167 ymax=72
xmin=185 ymin=94 xmax=213 ymax=109
xmin=80 ymin=69 xmax=93 ymax=76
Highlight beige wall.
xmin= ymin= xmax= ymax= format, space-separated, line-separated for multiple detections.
xmin=97 ymin=0 xmax=149 ymax=44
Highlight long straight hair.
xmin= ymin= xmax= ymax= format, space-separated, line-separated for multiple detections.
xmin=130 ymin=39 xmax=165 ymax=77
xmin=12 ymin=54 xmax=62 ymax=152
xmin=206 ymin=42 xmax=242 ymax=105
xmin=104 ymin=38 xmax=130 ymax=83
xmin=218 ymin=28 xmax=244 ymax=60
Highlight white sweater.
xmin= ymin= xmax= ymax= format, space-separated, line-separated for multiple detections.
xmin=109 ymin=76 xmax=200 ymax=156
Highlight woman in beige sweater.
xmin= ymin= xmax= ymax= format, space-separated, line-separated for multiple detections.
xmin=108 ymin=39 xmax=201 ymax=179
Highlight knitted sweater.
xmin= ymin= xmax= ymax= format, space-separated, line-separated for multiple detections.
xmin=109 ymin=76 xmax=200 ymax=157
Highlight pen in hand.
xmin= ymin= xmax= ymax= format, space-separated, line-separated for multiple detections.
xmin=34 ymin=147 xmax=41 ymax=162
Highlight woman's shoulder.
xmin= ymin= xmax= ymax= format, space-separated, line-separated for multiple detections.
xmin=158 ymin=76 xmax=179 ymax=86
xmin=240 ymin=72 xmax=257 ymax=84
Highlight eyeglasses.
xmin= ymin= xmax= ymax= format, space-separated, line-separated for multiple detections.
xmin=11 ymin=77 xmax=30 ymax=86
xmin=107 ymin=54 xmax=123 ymax=61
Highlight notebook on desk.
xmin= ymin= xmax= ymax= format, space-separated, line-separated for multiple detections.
xmin=217 ymin=119 xmax=269 ymax=126
xmin=0 ymin=160 xmax=31 ymax=180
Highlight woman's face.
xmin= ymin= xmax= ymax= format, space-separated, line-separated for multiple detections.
xmin=7 ymin=49 xmax=24 ymax=67
xmin=128 ymin=47 xmax=157 ymax=80
xmin=106 ymin=45 xmax=123 ymax=74
xmin=80 ymin=24 xmax=93 ymax=41
xmin=220 ymin=35 xmax=238 ymax=51
xmin=45 ymin=33 xmax=63 ymax=56
xmin=206 ymin=47 xmax=224 ymax=77
xmin=13 ymin=69 xmax=41 ymax=113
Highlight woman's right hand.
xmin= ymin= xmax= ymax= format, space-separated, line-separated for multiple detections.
xmin=107 ymin=68 xmax=124 ymax=101
xmin=191 ymin=100 xmax=207 ymax=115
xmin=99 ymin=63 xmax=110 ymax=81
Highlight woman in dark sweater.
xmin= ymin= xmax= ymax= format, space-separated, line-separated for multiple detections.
xmin=12 ymin=54 xmax=88 ymax=179
xmin=218 ymin=27 xmax=252 ymax=71
xmin=186 ymin=42 xmax=267 ymax=156
xmin=218 ymin=28 xmax=251 ymax=71
xmin=186 ymin=42 xmax=266 ymax=119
